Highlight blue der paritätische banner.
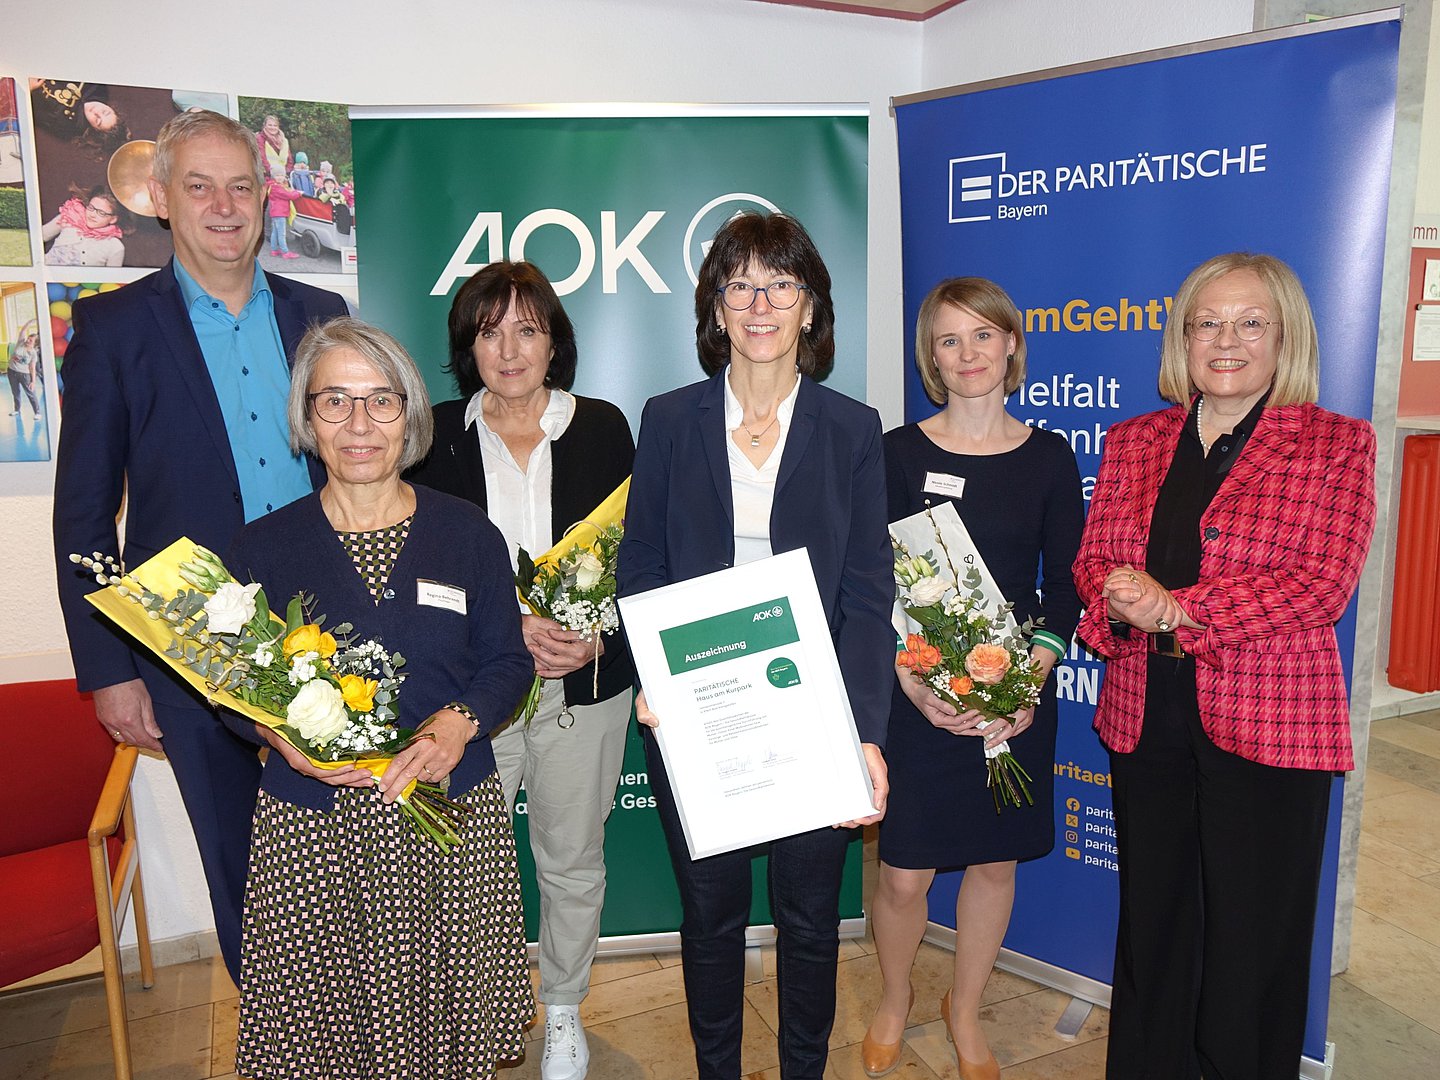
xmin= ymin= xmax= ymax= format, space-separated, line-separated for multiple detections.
xmin=894 ymin=14 xmax=1399 ymax=1063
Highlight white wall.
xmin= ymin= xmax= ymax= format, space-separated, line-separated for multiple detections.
xmin=0 ymin=0 xmax=1258 ymax=953
xmin=922 ymin=0 xmax=1254 ymax=87
xmin=1416 ymin=4 xmax=1440 ymax=217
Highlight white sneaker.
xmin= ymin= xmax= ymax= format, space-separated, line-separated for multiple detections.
xmin=541 ymin=1003 xmax=590 ymax=1080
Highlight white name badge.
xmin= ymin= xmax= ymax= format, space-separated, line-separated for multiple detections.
xmin=417 ymin=579 xmax=467 ymax=615
xmin=923 ymin=472 xmax=966 ymax=500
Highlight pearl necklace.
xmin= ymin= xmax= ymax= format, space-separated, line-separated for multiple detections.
xmin=1195 ymin=396 xmax=1210 ymax=454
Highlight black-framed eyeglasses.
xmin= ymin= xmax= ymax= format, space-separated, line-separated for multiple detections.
xmin=1186 ymin=317 xmax=1276 ymax=342
xmin=85 ymin=202 xmax=117 ymax=217
xmin=716 ymin=280 xmax=809 ymax=311
xmin=307 ymin=391 xmax=407 ymax=424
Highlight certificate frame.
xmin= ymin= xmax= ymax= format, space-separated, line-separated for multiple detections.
xmin=618 ymin=548 xmax=876 ymax=859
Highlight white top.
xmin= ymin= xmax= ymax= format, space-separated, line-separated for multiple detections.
xmin=465 ymin=388 xmax=576 ymax=603
xmin=43 ymin=225 xmax=125 ymax=267
xmin=723 ymin=367 xmax=801 ymax=567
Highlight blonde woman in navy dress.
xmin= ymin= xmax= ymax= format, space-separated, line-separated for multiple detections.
xmin=862 ymin=278 xmax=1083 ymax=1080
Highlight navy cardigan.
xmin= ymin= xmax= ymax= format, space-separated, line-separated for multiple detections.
xmin=226 ymin=485 xmax=533 ymax=810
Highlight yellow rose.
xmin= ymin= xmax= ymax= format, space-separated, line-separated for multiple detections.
xmin=284 ymin=624 xmax=337 ymax=658
xmin=339 ymin=674 xmax=379 ymax=713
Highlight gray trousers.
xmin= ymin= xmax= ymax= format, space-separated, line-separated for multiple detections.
xmin=492 ymin=680 xmax=632 ymax=1005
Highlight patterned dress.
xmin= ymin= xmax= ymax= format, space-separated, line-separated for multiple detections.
xmin=235 ymin=518 xmax=535 ymax=1080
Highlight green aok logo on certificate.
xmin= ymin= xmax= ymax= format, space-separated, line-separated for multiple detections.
xmin=660 ymin=598 xmax=799 ymax=675
xmin=619 ymin=549 xmax=876 ymax=858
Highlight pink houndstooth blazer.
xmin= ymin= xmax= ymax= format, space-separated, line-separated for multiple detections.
xmin=1073 ymin=401 xmax=1376 ymax=771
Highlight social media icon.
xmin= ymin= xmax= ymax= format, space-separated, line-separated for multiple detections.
xmin=1065 ymin=813 xmax=1078 ymax=828
xmin=1065 ymin=830 xmax=1078 ymax=844
xmin=1066 ymin=797 xmax=1080 ymax=812
xmin=1065 ymin=847 xmax=1080 ymax=860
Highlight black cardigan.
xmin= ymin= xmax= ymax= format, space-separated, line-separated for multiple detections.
xmin=406 ymin=394 xmax=636 ymax=705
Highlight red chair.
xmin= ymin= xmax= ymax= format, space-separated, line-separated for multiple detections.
xmin=0 ymin=679 xmax=154 ymax=1080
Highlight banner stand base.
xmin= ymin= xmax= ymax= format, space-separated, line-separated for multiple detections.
xmin=1053 ymin=997 xmax=1093 ymax=1040
xmin=923 ymin=923 xmax=1332 ymax=1079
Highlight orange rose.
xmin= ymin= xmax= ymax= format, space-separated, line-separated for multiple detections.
xmin=905 ymin=633 xmax=927 ymax=654
xmin=896 ymin=650 xmax=918 ymax=669
xmin=338 ymin=674 xmax=378 ymax=712
xmin=964 ymin=643 xmax=1012 ymax=685
xmin=949 ymin=675 xmax=974 ymax=697
xmin=283 ymin=623 xmax=337 ymax=658
xmin=914 ymin=643 xmax=942 ymax=672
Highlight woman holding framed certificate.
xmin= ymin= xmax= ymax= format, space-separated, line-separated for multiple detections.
xmin=618 ymin=210 xmax=894 ymax=1080
xmin=864 ymin=278 xmax=1084 ymax=1080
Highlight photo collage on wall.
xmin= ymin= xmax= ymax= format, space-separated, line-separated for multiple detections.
xmin=0 ymin=75 xmax=359 ymax=474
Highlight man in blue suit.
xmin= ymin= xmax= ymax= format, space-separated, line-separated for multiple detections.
xmin=52 ymin=110 xmax=347 ymax=986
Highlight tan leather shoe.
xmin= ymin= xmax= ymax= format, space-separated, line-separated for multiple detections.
xmin=940 ymin=989 xmax=1001 ymax=1080
xmin=861 ymin=987 xmax=914 ymax=1077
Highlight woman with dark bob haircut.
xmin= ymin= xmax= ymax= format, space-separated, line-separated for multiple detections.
xmin=407 ymin=260 xmax=634 ymax=1080
xmin=619 ymin=211 xmax=894 ymax=1079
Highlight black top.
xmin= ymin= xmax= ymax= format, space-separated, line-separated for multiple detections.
xmin=879 ymin=423 xmax=1085 ymax=868
xmin=1146 ymin=395 xmax=1266 ymax=591
xmin=405 ymin=394 xmax=636 ymax=705
xmin=885 ymin=423 xmax=1085 ymax=633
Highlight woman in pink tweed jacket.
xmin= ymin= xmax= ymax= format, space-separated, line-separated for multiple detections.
xmin=1073 ymin=252 xmax=1375 ymax=1080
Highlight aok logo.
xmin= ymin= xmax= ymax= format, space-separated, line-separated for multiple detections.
xmin=430 ymin=192 xmax=782 ymax=297
xmin=752 ymin=605 xmax=786 ymax=622
xmin=683 ymin=193 xmax=783 ymax=285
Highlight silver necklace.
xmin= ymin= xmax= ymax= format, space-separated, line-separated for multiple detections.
xmin=1195 ymin=396 xmax=1210 ymax=454
xmin=742 ymin=415 xmax=779 ymax=448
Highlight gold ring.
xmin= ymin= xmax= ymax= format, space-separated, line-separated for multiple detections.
xmin=1127 ymin=572 xmax=1138 ymax=583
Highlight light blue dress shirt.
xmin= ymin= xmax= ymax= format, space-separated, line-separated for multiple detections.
xmin=174 ymin=259 xmax=313 ymax=522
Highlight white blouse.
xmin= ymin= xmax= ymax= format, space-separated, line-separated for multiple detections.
xmin=465 ymin=388 xmax=576 ymax=604
xmin=723 ymin=367 xmax=801 ymax=567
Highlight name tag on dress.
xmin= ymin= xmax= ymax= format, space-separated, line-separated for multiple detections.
xmin=417 ymin=579 xmax=467 ymax=615
xmin=923 ymin=472 xmax=966 ymax=500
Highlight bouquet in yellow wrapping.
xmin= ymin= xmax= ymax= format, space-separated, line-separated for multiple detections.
xmin=73 ymin=540 xmax=470 ymax=850
xmin=511 ymin=476 xmax=629 ymax=726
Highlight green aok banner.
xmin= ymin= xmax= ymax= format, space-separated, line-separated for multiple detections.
xmin=350 ymin=108 xmax=869 ymax=419
xmin=351 ymin=107 xmax=868 ymax=944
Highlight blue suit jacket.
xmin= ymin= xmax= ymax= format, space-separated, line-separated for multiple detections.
xmin=617 ymin=370 xmax=894 ymax=747
xmin=53 ymin=259 xmax=347 ymax=703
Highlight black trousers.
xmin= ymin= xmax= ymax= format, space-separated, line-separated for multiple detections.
xmin=1105 ymin=655 xmax=1332 ymax=1080
xmin=643 ymin=727 xmax=851 ymax=1080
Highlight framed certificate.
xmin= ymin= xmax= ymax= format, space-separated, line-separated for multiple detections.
xmin=618 ymin=548 xmax=877 ymax=859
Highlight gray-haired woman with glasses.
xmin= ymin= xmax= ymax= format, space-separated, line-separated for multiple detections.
xmin=223 ymin=316 xmax=537 ymax=1080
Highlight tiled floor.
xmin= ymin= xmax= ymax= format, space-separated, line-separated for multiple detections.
xmin=5 ymin=709 xmax=1440 ymax=1078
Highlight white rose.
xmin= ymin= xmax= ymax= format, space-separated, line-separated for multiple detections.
xmin=286 ymin=680 xmax=350 ymax=745
xmin=203 ymin=581 xmax=262 ymax=635
xmin=906 ymin=575 xmax=952 ymax=607
xmin=570 ymin=550 xmax=605 ymax=591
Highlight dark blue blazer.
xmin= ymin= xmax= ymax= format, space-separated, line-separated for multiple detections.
xmin=53 ymin=259 xmax=347 ymax=703
xmin=617 ymin=370 xmax=894 ymax=747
